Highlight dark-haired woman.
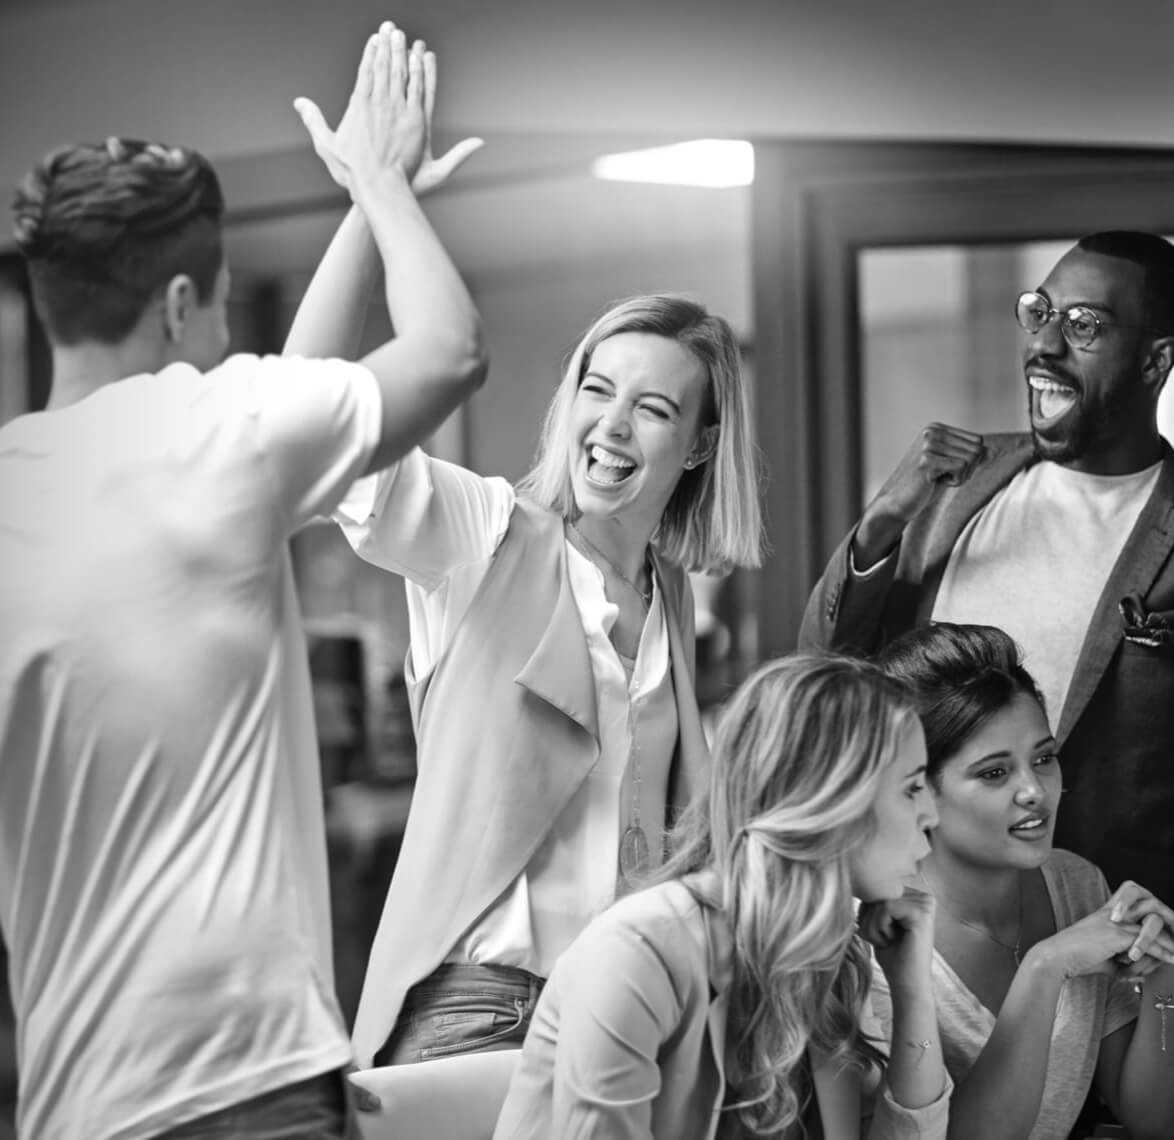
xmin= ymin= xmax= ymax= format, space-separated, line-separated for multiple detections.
xmin=876 ymin=622 xmax=1174 ymax=1140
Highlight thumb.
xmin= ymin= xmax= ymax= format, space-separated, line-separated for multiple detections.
xmin=429 ymin=136 xmax=485 ymax=183
xmin=293 ymin=98 xmax=334 ymax=152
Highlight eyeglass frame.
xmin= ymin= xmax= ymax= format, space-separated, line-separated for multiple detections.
xmin=1014 ymin=290 xmax=1164 ymax=349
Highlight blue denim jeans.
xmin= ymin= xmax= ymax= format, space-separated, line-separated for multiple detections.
xmin=375 ymin=963 xmax=545 ymax=1065
xmin=149 ymin=1070 xmax=357 ymax=1140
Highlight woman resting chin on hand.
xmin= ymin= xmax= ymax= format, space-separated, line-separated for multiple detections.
xmin=494 ymin=653 xmax=950 ymax=1140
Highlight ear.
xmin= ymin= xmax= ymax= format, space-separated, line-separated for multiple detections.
xmin=684 ymin=424 xmax=719 ymax=470
xmin=161 ymin=274 xmax=197 ymax=345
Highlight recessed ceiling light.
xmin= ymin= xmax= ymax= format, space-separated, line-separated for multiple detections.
xmin=592 ymin=139 xmax=754 ymax=189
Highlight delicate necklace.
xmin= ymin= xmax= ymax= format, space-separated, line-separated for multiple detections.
xmin=565 ymin=521 xmax=653 ymax=884
xmin=566 ymin=522 xmax=652 ymax=609
xmin=935 ymin=874 xmax=1024 ymax=966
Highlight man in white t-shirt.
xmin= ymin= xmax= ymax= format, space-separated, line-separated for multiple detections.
xmin=801 ymin=231 xmax=1174 ymax=903
xmin=0 ymin=23 xmax=485 ymax=1140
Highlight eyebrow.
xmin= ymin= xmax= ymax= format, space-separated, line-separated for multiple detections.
xmin=1037 ymin=289 xmax=1118 ymax=318
xmin=902 ymin=763 xmax=927 ymax=781
xmin=966 ymin=736 xmax=1057 ymax=768
xmin=582 ymin=370 xmax=683 ymax=415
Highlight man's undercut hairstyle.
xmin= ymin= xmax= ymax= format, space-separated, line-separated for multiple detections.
xmin=12 ymin=138 xmax=225 ymax=346
xmin=1077 ymin=230 xmax=1174 ymax=335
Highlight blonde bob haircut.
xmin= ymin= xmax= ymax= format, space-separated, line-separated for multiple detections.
xmin=652 ymin=653 xmax=919 ymax=1137
xmin=515 ymin=294 xmax=763 ymax=573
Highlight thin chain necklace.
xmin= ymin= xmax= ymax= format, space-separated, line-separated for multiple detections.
xmin=934 ymin=873 xmax=1024 ymax=966
xmin=566 ymin=522 xmax=652 ymax=609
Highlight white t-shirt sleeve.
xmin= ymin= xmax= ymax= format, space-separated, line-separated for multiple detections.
xmin=210 ymin=354 xmax=382 ymax=531
xmin=334 ymin=448 xmax=515 ymax=590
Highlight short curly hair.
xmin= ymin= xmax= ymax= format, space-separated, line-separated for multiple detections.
xmin=12 ymin=138 xmax=225 ymax=345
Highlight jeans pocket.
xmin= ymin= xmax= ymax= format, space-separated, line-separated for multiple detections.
xmin=417 ymin=997 xmax=527 ymax=1060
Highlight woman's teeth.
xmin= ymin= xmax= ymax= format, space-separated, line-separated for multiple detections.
xmin=589 ymin=445 xmax=635 ymax=484
xmin=1010 ymin=817 xmax=1045 ymax=832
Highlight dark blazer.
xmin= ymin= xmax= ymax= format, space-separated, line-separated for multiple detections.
xmin=800 ymin=433 xmax=1174 ymax=900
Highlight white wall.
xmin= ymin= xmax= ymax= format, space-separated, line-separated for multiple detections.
xmin=4 ymin=0 xmax=1174 ymax=198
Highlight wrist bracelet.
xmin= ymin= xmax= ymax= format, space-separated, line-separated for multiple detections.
xmin=1154 ymin=993 xmax=1174 ymax=1052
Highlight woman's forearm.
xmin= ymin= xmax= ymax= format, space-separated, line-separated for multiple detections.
xmin=1112 ymin=966 xmax=1174 ymax=1140
xmin=283 ymin=205 xmax=380 ymax=360
xmin=945 ymin=946 xmax=1065 ymax=1140
xmin=885 ymin=984 xmax=947 ymax=1110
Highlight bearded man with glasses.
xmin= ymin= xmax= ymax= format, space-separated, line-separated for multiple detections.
xmin=801 ymin=230 xmax=1174 ymax=906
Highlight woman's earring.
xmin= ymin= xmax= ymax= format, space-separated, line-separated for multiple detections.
xmin=683 ymin=458 xmax=696 ymax=470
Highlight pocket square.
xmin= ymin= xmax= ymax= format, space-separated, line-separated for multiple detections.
xmin=1119 ymin=594 xmax=1174 ymax=649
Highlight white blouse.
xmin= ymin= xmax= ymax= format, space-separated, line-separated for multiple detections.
xmin=336 ymin=448 xmax=680 ymax=977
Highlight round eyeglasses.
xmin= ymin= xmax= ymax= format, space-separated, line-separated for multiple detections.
xmin=1014 ymin=291 xmax=1158 ymax=349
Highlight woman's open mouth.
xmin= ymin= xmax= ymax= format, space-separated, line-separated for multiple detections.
xmin=586 ymin=444 xmax=636 ymax=486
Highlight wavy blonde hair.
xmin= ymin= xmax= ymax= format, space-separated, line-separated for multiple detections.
xmin=653 ymin=653 xmax=918 ymax=1137
xmin=514 ymin=294 xmax=764 ymax=573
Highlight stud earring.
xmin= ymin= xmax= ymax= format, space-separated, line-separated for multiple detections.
xmin=684 ymin=458 xmax=696 ymax=470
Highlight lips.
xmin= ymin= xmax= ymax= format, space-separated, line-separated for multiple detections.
xmin=1009 ymin=812 xmax=1050 ymax=839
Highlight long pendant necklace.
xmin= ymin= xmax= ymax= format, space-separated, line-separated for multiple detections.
xmin=618 ymin=690 xmax=650 ymax=885
xmin=936 ymin=874 xmax=1024 ymax=966
xmin=565 ymin=522 xmax=655 ymax=884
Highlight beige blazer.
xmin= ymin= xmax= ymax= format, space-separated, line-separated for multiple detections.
xmin=351 ymin=499 xmax=710 ymax=1066
xmin=493 ymin=879 xmax=951 ymax=1140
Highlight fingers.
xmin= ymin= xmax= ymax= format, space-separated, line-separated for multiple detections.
xmin=293 ymin=98 xmax=333 ymax=154
xmin=355 ymin=32 xmax=378 ymax=100
xmin=406 ymin=44 xmax=424 ymax=107
xmin=1127 ymin=912 xmax=1166 ymax=962
xmin=1123 ymin=953 xmax=1165 ymax=980
xmin=1109 ymin=880 xmax=1145 ymax=923
xmin=916 ymin=424 xmax=984 ymax=487
xmin=389 ymin=24 xmax=408 ymax=101
xmin=429 ymin=137 xmax=485 ymax=181
xmin=1108 ymin=880 xmax=1174 ymax=963
xmin=344 ymin=1064 xmax=382 ymax=1114
xmin=373 ymin=22 xmax=392 ymax=102
xmin=915 ymin=423 xmax=984 ymax=451
xmin=422 ymin=48 xmax=437 ymax=123
xmin=1111 ymin=881 xmax=1174 ymax=929
xmin=856 ymin=901 xmax=898 ymax=948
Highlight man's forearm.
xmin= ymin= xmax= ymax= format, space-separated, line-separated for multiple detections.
xmin=852 ymin=506 xmax=908 ymax=573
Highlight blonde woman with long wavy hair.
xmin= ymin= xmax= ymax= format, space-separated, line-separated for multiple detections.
xmin=493 ymin=654 xmax=952 ymax=1140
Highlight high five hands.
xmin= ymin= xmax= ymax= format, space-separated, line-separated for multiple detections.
xmin=294 ymin=22 xmax=483 ymax=199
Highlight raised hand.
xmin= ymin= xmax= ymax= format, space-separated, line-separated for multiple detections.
xmin=874 ymin=422 xmax=984 ymax=521
xmin=408 ymin=41 xmax=483 ymax=197
xmin=858 ymin=886 xmax=937 ymax=993
xmin=294 ymin=22 xmax=427 ymax=194
xmin=854 ymin=423 xmax=985 ymax=568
